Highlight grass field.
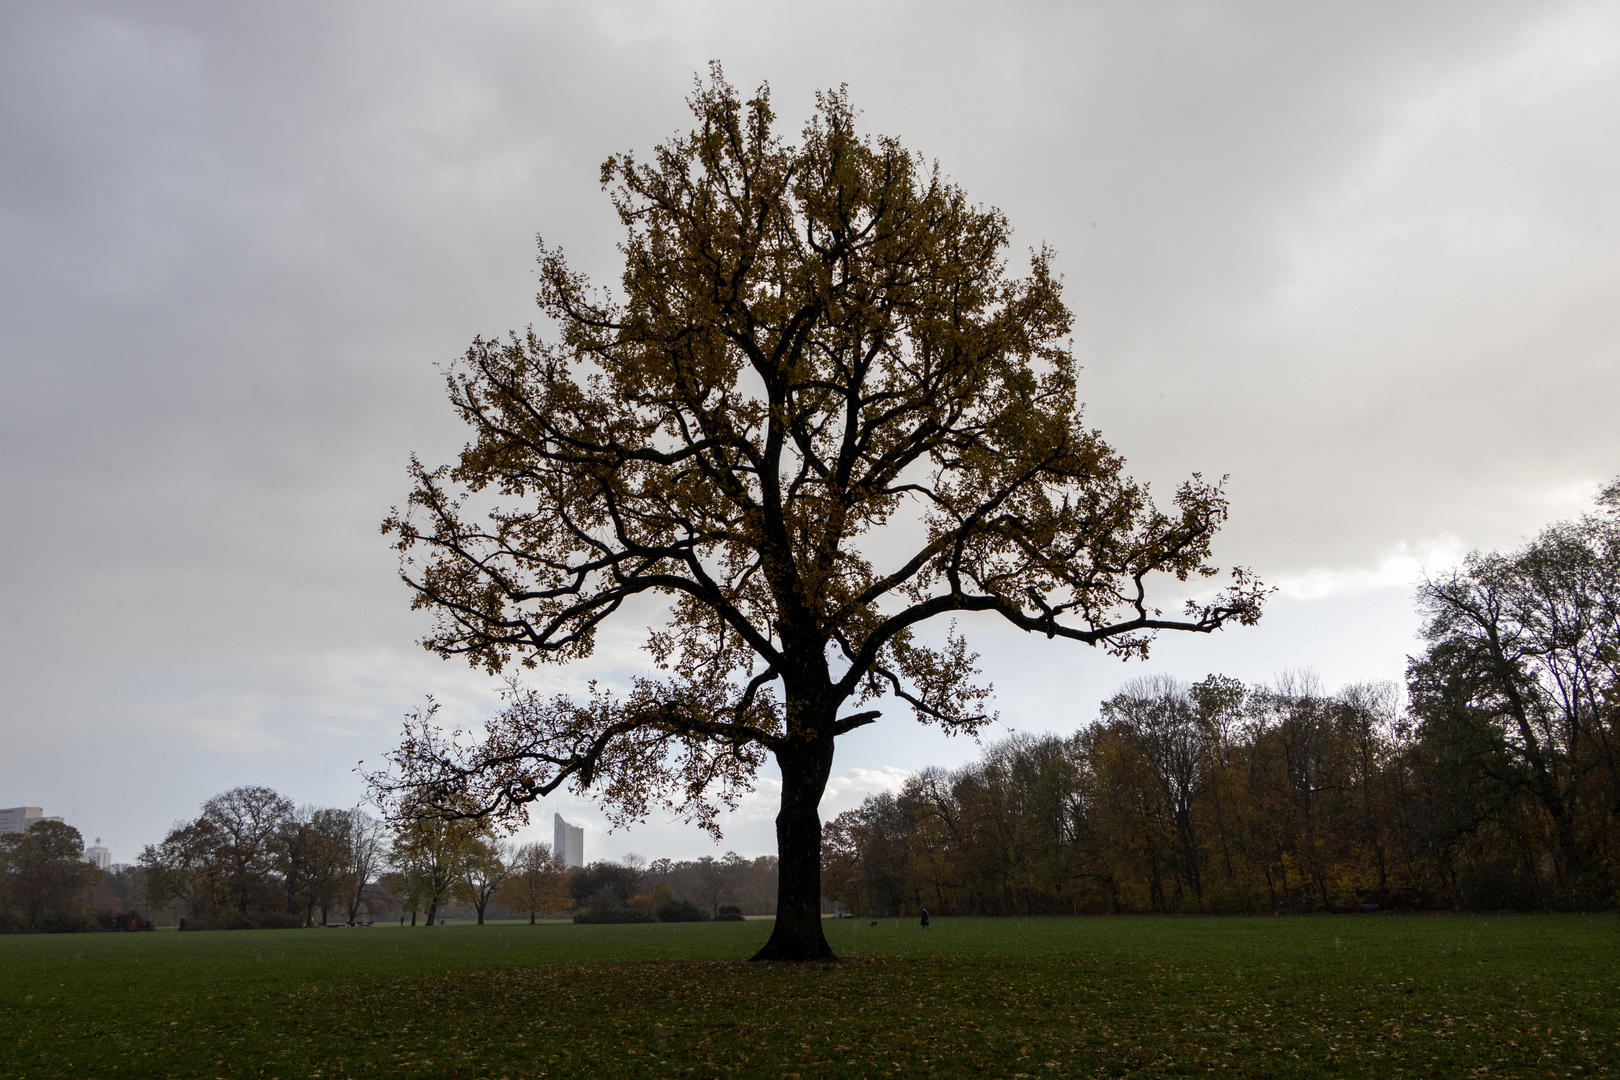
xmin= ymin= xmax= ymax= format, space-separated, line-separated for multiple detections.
xmin=2 ymin=914 xmax=1615 ymax=1078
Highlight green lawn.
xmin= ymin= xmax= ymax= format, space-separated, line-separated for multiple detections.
xmin=3 ymin=914 xmax=1615 ymax=1078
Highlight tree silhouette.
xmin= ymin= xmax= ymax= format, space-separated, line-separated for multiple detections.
xmin=373 ymin=68 xmax=1265 ymax=959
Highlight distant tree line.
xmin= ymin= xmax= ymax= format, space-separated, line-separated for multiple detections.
xmin=129 ymin=784 xmax=776 ymax=930
xmin=565 ymin=853 xmax=776 ymax=923
xmin=0 ymin=820 xmax=108 ymax=932
xmin=3 ymin=780 xmax=777 ymax=933
xmin=823 ymin=483 xmax=1620 ymax=916
xmin=136 ymin=786 xmax=389 ymax=929
xmin=0 ymin=818 xmax=157 ymax=933
xmin=133 ymin=787 xmax=564 ymax=930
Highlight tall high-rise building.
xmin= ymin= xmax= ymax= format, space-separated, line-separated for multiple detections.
xmin=85 ymin=838 xmax=112 ymax=870
xmin=0 ymin=807 xmax=64 ymax=835
xmin=553 ymin=813 xmax=584 ymax=869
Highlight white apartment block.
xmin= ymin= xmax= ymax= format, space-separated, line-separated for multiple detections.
xmin=0 ymin=806 xmax=64 ymax=835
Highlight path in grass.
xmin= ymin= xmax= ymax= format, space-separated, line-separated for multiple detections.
xmin=3 ymin=915 xmax=1615 ymax=1078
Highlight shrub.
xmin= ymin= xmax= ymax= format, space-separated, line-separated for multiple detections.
xmin=179 ymin=911 xmax=306 ymax=931
xmin=34 ymin=911 xmax=97 ymax=934
xmin=95 ymin=910 xmax=153 ymax=932
xmin=656 ymin=899 xmax=708 ymax=923
xmin=1200 ymin=879 xmax=1270 ymax=916
xmin=715 ymin=904 xmax=745 ymax=922
xmin=573 ymin=906 xmax=657 ymax=924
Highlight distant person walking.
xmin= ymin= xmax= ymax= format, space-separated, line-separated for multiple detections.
xmin=920 ymin=907 xmax=930 ymax=929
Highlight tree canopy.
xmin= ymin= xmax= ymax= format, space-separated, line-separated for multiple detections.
xmin=140 ymin=786 xmax=388 ymax=928
xmin=374 ymin=68 xmax=1265 ymax=959
xmin=823 ymin=480 xmax=1620 ymax=919
xmin=1410 ymin=477 xmax=1620 ymax=904
xmin=0 ymin=819 xmax=101 ymax=933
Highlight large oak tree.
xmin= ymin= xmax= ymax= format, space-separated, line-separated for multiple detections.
xmin=374 ymin=70 xmax=1265 ymax=960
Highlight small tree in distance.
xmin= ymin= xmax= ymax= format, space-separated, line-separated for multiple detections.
xmin=371 ymin=67 xmax=1266 ymax=960
xmin=508 ymin=842 xmax=572 ymax=923
xmin=694 ymin=853 xmax=740 ymax=918
xmin=341 ymin=808 xmax=387 ymax=926
xmin=458 ymin=839 xmax=512 ymax=924
xmin=389 ymin=802 xmax=490 ymax=926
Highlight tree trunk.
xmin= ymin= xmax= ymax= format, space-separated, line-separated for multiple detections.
xmin=752 ymin=732 xmax=837 ymax=961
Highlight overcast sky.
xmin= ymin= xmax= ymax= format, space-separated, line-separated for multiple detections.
xmin=3 ymin=0 xmax=1617 ymax=866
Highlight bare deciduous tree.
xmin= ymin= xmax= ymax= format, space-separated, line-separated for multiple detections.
xmin=342 ymin=809 xmax=387 ymax=925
